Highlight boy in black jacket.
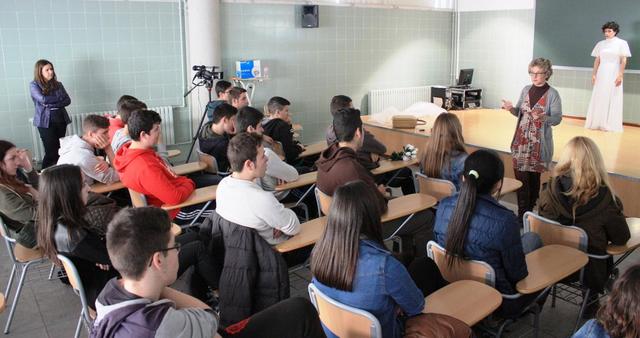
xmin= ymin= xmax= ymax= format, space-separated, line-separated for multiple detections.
xmin=262 ymin=96 xmax=305 ymax=165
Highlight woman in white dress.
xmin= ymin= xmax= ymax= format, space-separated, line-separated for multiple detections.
xmin=585 ymin=21 xmax=631 ymax=132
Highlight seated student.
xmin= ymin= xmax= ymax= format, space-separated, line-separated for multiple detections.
xmin=198 ymin=103 xmax=237 ymax=173
xmin=92 ymin=207 xmax=325 ymax=338
xmin=573 ymin=263 xmax=640 ymax=338
xmin=326 ymin=95 xmax=386 ymax=169
xmin=227 ymin=86 xmax=249 ymax=109
xmin=316 ymin=108 xmax=432 ymax=259
xmin=216 ymin=132 xmax=300 ymax=245
xmin=434 ymin=149 xmax=543 ymax=318
xmin=36 ymin=164 xmax=118 ymax=306
xmin=108 ymin=95 xmax=138 ymax=140
xmin=111 ymin=99 xmax=147 ymax=153
xmin=420 ymin=112 xmax=468 ymax=190
xmin=311 ymin=181 xmax=464 ymax=338
xmin=114 ymin=110 xmax=194 ymax=220
xmin=262 ymin=96 xmax=305 ymax=165
xmin=0 ymin=140 xmax=39 ymax=248
xmin=538 ymin=136 xmax=630 ymax=314
xmin=235 ymin=106 xmax=299 ymax=201
xmin=206 ymin=80 xmax=232 ymax=121
xmin=57 ymin=114 xmax=119 ymax=186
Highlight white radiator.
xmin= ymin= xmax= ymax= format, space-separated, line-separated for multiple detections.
xmin=368 ymin=86 xmax=431 ymax=115
xmin=29 ymin=106 xmax=175 ymax=163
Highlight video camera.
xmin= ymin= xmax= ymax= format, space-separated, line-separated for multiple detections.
xmin=191 ymin=65 xmax=223 ymax=88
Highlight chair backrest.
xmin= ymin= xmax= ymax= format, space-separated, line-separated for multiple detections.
xmin=414 ymin=172 xmax=456 ymax=202
xmin=197 ymin=149 xmax=219 ymax=174
xmin=57 ymin=254 xmax=94 ymax=324
xmin=314 ymin=187 xmax=332 ymax=216
xmin=128 ymin=189 xmax=148 ymax=208
xmin=308 ymin=284 xmax=382 ymax=338
xmin=426 ymin=241 xmax=496 ymax=287
xmin=0 ymin=217 xmax=43 ymax=263
xmin=523 ymin=212 xmax=588 ymax=252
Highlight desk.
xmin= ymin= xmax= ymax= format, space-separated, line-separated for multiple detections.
xmin=498 ymin=177 xmax=523 ymax=196
xmin=300 ymin=141 xmax=326 ymax=158
xmin=607 ymin=218 xmax=640 ymax=267
xmin=424 ymin=280 xmax=502 ymax=326
xmin=372 ymin=158 xmax=418 ymax=176
xmin=275 ymin=193 xmax=437 ymax=253
xmin=90 ymin=161 xmax=207 ymax=194
xmin=276 ymin=172 xmax=318 ymax=191
xmin=167 ymin=149 xmax=181 ymax=158
xmin=516 ymin=245 xmax=588 ymax=294
xmin=161 ymin=185 xmax=217 ymax=211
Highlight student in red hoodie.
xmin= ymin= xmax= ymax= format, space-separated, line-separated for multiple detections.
xmin=114 ymin=109 xmax=194 ymax=220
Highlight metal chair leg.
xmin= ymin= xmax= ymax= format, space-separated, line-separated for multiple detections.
xmin=188 ymin=200 xmax=212 ymax=226
xmin=551 ymin=284 xmax=556 ymax=308
xmin=4 ymin=263 xmax=16 ymax=300
xmin=532 ymin=304 xmax=540 ymax=338
xmin=4 ymin=262 xmax=33 ymax=334
xmin=74 ymin=314 xmax=83 ymax=338
xmin=48 ymin=263 xmax=56 ymax=280
xmin=574 ymin=288 xmax=591 ymax=333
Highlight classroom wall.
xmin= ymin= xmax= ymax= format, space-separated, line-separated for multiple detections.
xmin=0 ymin=0 xmax=190 ymax=152
xmin=219 ymin=4 xmax=454 ymax=143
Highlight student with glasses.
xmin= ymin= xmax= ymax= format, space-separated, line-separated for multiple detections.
xmin=501 ymin=57 xmax=563 ymax=224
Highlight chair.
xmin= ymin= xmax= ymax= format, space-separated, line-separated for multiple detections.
xmin=127 ymin=188 xmax=148 ymax=208
xmin=314 ymin=187 xmax=332 ymax=216
xmin=427 ymin=241 xmax=543 ymax=338
xmin=308 ymin=283 xmax=382 ymax=338
xmin=523 ymin=212 xmax=609 ymax=333
xmin=56 ymin=254 xmax=95 ymax=338
xmin=414 ymin=173 xmax=456 ymax=202
xmin=0 ymin=219 xmax=47 ymax=334
xmin=197 ymin=149 xmax=219 ymax=174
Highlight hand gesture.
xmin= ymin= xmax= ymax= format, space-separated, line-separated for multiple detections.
xmin=615 ymin=75 xmax=623 ymax=87
xmin=501 ymin=99 xmax=513 ymax=111
xmin=15 ymin=149 xmax=33 ymax=171
xmin=94 ymin=158 xmax=109 ymax=173
xmin=93 ymin=133 xmax=111 ymax=150
xmin=273 ymin=229 xmax=283 ymax=239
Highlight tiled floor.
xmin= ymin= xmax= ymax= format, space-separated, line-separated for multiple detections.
xmin=1 ymin=219 xmax=638 ymax=337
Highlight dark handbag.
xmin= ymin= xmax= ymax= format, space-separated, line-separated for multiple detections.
xmin=404 ymin=313 xmax=472 ymax=338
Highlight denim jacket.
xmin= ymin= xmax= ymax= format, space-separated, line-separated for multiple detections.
xmin=30 ymin=80 xmax=71 ymax=128
xmin=572 ymin=319 xmax=610 ymax=338
xmin=312 ymin=240 xmax=424 ymax=338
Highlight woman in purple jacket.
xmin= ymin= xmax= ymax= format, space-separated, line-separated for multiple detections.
xmin=30 ymin=59 xmax=71 ymax=168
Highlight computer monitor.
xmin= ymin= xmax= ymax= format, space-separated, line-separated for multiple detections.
xmin=457 ymin=68 xmax=474 ymax=86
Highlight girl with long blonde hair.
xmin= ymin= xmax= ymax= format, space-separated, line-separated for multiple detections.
xmin=420 ymin=113 xmax=467 ymax=189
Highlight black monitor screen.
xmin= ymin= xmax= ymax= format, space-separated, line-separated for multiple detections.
xmin=457 ymin=69 xmax=473 ymax=86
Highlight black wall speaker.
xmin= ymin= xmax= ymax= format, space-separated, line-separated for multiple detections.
xmin=301 ymin=5 xmax=319 ymax=28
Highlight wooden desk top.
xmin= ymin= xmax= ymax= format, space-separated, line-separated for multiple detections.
xmin=275 ymin=193 xmax=437 ymax=253
xmin=607 ymin=218 xmax=640 ymax=256
xmin=161 ymin=185 xmax=217 ymax=211
xmin=372 ymin=158 xmax=418 ymax=175
xmin=516 ymin=244 xmax=588 ymax=294
xmin=382 ymin=193 xmax=437 ymax=223
xmin=275 ymin=172 xmax=318 ymax=191
xmin=499 ymin=177 xmax=522 ymax=195
xmin=167 ymin=149 xmax=181 ymax=158
xmin=300 ymin=141 xmax=326 ymax=158
xmin=90 ymin=161 xmax=207 ymax=194
xmin=424 ymin=280 xmax=502 ymax=326
xmin=171 ymin=223 xmax=182 ymax=236
xmin=275 ymin=216 xmax=328 ymax=253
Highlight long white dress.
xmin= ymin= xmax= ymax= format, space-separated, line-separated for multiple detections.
xmin=585 ymin=37 xmax=631 ymax=132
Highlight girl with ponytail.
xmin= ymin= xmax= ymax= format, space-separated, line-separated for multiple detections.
xmin=433 ymin=149 xmax=543 ymax=318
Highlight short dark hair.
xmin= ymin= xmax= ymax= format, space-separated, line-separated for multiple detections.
xmin=330 ymin=95 xmax=352 ymax=115
xmin=215 ymin=80 xmax=232 ymax=97
xmin=266 ymin=96 xmax=290 ymax=115
xmin=119 ymin=100 xmax=147 ymax=124
xmin=212 ymin=103 xmax=238 ymax=124
xmin=82 ymin=114 xmax=109 ymax=134
xmin=128 ymin=110 xmax=162 ymax=141
xmin=227 ymin=132 xmax=262 ymax=173
xmin=602 ymin=21 xmax=620 ymax=34
xmin=227 ymin=87 xmax=247 ymax=104
xmin=236 ymin=106 xmax=264 ymax=132
xmin=107 ymin=207 xmax=172 ymax=280
xmin=116 ymin=95 xmax=138 ymax=111
xmin=332 ymin=108 xmax=362 ymax=142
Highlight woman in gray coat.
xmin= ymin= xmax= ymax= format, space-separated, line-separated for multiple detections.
xmin=501 ymin=58 xmax=562 ymax=223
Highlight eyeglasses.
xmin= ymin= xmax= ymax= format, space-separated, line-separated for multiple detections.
xmin=528 ymin=72 xmax=546 ymax=77
xmin=147 ymin=242 xmax=181 ymax=266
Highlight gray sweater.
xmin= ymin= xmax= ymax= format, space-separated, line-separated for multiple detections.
xmin=510 ymin=85 xmax=562 ymax=164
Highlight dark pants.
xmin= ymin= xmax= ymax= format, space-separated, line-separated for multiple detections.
xmin=383 ymin=209 xmax=434 ymax=260
xmin=377 ymin=167 xmax=416 ymax=195
xmin=37 ymin=121 xmax=67 ymax=169
xmin=177 ymin=232 xmax=222 ymax=298
xmin=174 ymin=174 xmax=220 ymax=225
xmin=221 ymin=297 xmax=325 ymax=337
xmin=514 ymin=170 xmax=541 ymax=223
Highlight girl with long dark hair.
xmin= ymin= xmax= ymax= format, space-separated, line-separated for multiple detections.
xmin=0 ymin=140 xmax=39 ymax=248
xmin=434 ymin=150 xmax=542 ymax=318
xmin=30 ymin=59 xmax=71 ymax=168
xmin=311 ymin=180 xmax=446 ymax=338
